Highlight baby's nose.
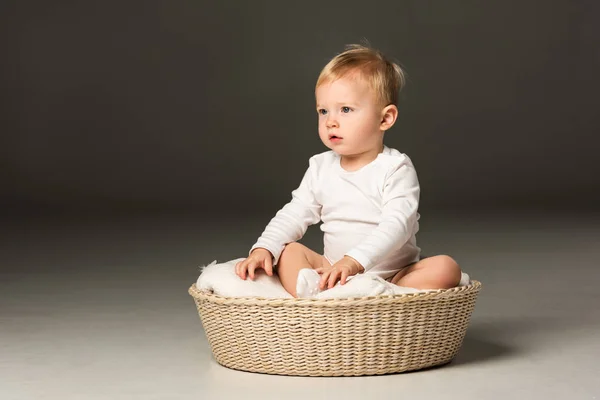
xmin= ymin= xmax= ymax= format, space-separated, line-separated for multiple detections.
xmin=326 ymin=118 xmax=338 ymax=127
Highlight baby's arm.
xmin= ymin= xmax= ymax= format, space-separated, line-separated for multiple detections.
xmin=344 ymin=157 xmax=420 ymax=272
xmin=249 ymin=157 xmax=322 ymax=265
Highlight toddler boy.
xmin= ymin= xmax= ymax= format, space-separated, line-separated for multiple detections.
xmin=235 ymin=44 xmax=461 ymax=297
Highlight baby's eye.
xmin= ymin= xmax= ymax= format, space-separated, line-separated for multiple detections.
xmin=341 ymin=106 xmax=352 ymax=113
xmin=318 ymin=109 xmax=327 ymax=115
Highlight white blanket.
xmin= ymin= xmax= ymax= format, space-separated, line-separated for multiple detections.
xmin=196 ymin=258 xmax=471 ymax=299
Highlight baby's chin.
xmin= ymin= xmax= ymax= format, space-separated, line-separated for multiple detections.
xmin=324 ymin=145 xmax=345 ymax=155
xmin=320 ymin=140 xmax=340 ymax=152
xmin=321 ymin=139 xmax=347 ymax=150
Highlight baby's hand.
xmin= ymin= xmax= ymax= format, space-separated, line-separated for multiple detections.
xmin=315 ymin=256 xmax=364 ymax=290
xmin=235 ymin=248 xmax=274 ymax=280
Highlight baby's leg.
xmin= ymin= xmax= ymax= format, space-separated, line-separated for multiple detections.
xmin=277 ymin=242 xmax=329 ymax=297
xmin=390 ymin=255 xmax=461 ymax=290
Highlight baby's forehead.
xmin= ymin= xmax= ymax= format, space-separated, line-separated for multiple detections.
xmin=316 ymin=76 xmax=377 ymax=102
xmin=318 ymin=74 xmax=368 ymax=89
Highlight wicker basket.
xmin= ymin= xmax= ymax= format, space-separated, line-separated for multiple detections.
xmin=189 ymin=280 xmax=481 ymax=377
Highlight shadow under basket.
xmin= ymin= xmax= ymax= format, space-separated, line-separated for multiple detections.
xmin=188 ymin=280 xmax=482 ymax=377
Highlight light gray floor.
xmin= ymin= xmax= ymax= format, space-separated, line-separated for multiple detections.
xmin=2 ymin=210 xmax=599 ymax=400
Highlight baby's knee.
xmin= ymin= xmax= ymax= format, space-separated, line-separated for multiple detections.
xmin=282 ymin=242 xmax=303 ymax=253
xmin=279 ymin=242 xmax=302 ymax=261
xmin=437 ymin=255 xmax=461 ymax=288
xmin=277 ymin=242 xmax=304 ymax=269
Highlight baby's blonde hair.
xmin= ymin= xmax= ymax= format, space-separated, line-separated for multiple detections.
xmin=316 ymin=44 xmax=406 ymax=107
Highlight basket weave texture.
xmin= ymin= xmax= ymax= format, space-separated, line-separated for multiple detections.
xmin=189 ymin=280 xmax=481 ymax=377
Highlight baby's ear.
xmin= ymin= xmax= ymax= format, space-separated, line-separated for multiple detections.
xmin=380 ymin=105 xmax=398 ymax=130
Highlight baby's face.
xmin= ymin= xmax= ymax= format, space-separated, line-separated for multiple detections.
xmin=315 ymin=76 xmax=385 ymax=157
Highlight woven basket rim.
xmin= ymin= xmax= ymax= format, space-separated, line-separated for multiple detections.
xmin=188 ymin=280 xmax=481 ymax=307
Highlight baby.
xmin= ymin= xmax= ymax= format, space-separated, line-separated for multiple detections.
xmin=235 ymin=44 xmax=462 ymax=297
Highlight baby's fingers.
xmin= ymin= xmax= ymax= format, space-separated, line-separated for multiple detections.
xmin=236 ymin=260 xmax=248 ymax=280
xmin=264 ymin=257 xmax=273 ymax=276
xmin=327 ymin=270 xmax=341 ymax=289
xmin=340 ymin=269 xmax=350 ymax=285
xmin=247 ymin=261 xmax=258 ymax=280
xmin=319 ymin=271 xmax=331 ymax=290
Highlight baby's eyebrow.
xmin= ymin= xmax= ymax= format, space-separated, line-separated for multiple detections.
xmin=316 ymin=102 xmax=358 ymax=108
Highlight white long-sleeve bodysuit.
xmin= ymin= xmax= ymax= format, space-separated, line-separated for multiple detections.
xmin=250 ymin=145 xmax=422 ymax=281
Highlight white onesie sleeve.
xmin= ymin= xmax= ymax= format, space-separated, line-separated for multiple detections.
xmin=250 ymin=157 xmax=322 ymax=265
xmin=344 ymin=157 xmax=420 ymax=271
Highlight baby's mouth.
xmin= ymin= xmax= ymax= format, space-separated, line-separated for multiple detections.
xmin=329 ymin=135 xmax=343 ymax=140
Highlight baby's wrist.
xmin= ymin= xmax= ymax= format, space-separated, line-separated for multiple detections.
xmin=343 ymin=255 xmax=365 ymax=274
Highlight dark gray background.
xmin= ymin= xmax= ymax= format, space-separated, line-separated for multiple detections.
xmin=2 ymin=1 xmax=599 ymax=218
xmin=2 ymin=4 xmax=600 ymax=396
